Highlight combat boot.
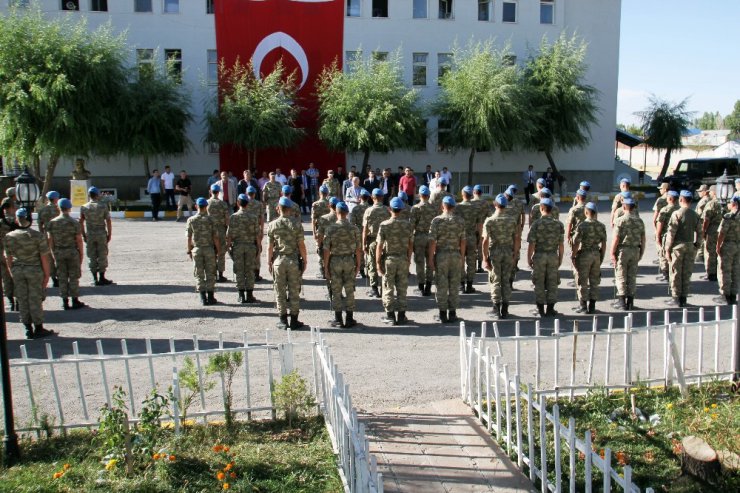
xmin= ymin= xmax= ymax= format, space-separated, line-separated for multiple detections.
xmin=626 ymin=297 xmax=635 ymax=310
xmin=245 ymin=290 xmax=258 ymax=303
xmin=666 ymin=297 xmax=679 ymax=307
xmin=574 ymin=301 xmax=587 ymax=313
xmin=727 ymin=294 xmax=737 ymax=305
xmin=217 ymin=272 xmax=228 ymax=283
xmin=500 ymin=303 xmax=510 ymax=319
xmin=465 ymin=282 xmax=476 ymax=294
xmin=588 ymin=299 xmax=596 ymax=314
xmin=546 ymin=304 xmax=557 ymax=317
xmin=237 ymin=290 xmax=246 ymax=303
xmin=708 ymin=273 xmax=718 ymax=282
xmin=344 ymin=311 xmax=357 ymax=328
xmin=52 ymin=277 xmax=59 ymax=288
xmin=207 ymin=291 xmax=217 ymax=305
xmin=424 ymin=282 xmax=432 ymax=296
xmin=460 ymin=282 xmax=466 ymax=294
xmin=448 ymin=310 xmax=459 ymax=323
xmin=536 ymin=304 xmax=546 ymax=317
xmin=396 ymin=311 xmax=408 ymax=325
xmin=370 ymin=286 xmax=381 ymax=298
xmin=330 ymin=311 xmax=344 ymax=328
xmin=418 ymin=283 xmax=424 ymax=294
xmin=476 ymin=259 xmax=484 ymax=273
xmin=98 ymin=272 xmax=113 ymax=285
xmin=679 ymin=296 xmax=688 ymax=308
xmin=278 ymin=313 xmax=289 ymax=329
xmin=438 ymin=310 xmax=449 ymax=323
xmin=71 ymin=298 xmax=87 ymax=309
xmin=24 ymin=324 xmax=34 ymax=339
xmin=289 ymin=313 xmax=306 ymax=330
xmin=199 ymin=291 xmax=208 ymax=306
xmin=33 ymin=324 xmax=54 ymax=338
xmin=491 ymin=303 xmax=500 ymax=320
xmin=92 ymin=272 xmax=99 ymax=285
xmin=381 ymin=312 xmax=396 ymax=325
xmin=62 ymin=298 xmax=70 ymax=310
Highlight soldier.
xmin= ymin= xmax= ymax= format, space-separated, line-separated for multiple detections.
xmin=571 ymin=202 xmax=607 ymax=314
xmin=701 ymin=185 xmax=723 ymax=282
xmin=504 ymin=185 xmax=525 ymax=231
xmin=322 ymin=170 xmax=340 ymax=198
xmin=207 ymin=184 xmax=231 ymax=282
xmin=396 ymin=192 xmax=412 ymax=221
xmin=280 ymin=185 xmax=302 ymax=227
xmin=323 ymin=202 xmax=362 ymax=328
xmin=37 ymin=191 xmax=61 ymax=288
xmin=611 ymin=198 xmax=645 ymax=310
xmin=530 ymin=188 xmax=559 ymax=226
xmin=3 ymin=208 xmax=53 ymax=339
xmin=694 ymin=184 xmax=710 ymax=262
xmin=363 ymin=189 xmax=391 ymax=298
xmin=716 ymin=196 xmax=740 ymax=305
xmin=267 ymin=197 xmax=308 ymax=330
xmin=376 ymin=197 xmax=414 ymax=325
xmin=79 ymin=186 xmax=113 ymax=286
xmin=411 ymin=186 xmax=437 ymax=296
xmin=613 ymin=191 xmax=638 ymax=222
xmin=457 ymin=186 xmax=482 ymax=294
xmin=579 ymin=181 xmax=597 ymax=203
xmin=0 ymin=198 xmax=16 ymax=310
xmin=187 ymin=198 xmax=220 ymax=306
xmin=245 ymin=185 xmax=265 ymax=282
xmin=350 ymin=188 xmax=371 ymax=278
xmin=227 ymin=194 xmax=262 ymax=304
xmin=312 ymin=185 xmax=331 ymax=278
xmin=46 ymin=198 xmax=87 ymax=311
xmin=530 ymin=178 xmax=546 ymax=206
xmin=655 ymin=190 xmax=679 ymax=282
xmin=482 ymin=194 xmax=520 ymax=320
xmin=317 ymin=197 xmax=339 ymax=296
xmin=472 ymin=184 xmax=492 ymax=273
xmin=429 ymin=177 xmax=452 ymax=212
xmin=664 ymin=190 xmax=702 ymax=307
xmin=262 ymin=172 xmax=282 ymax=222
xmin=527 ymin=198 xmax=564 ymax=317
xmin=652 ymin=183 xmax=670 ymax=265
xmin=611 ymin=177 xmax=633 ymax=227
xmin=428 ymin=196 xmax=466 ymax=323
xmin=566 ymin=189 xmax=588 ymax=249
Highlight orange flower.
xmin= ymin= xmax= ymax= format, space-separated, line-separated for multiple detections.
xmin=223 ymin=446 xmax=230 ymax=453
xmin=643 ymin=450 xmax=655 ymax=463
xmin=53 ymin=472 xmax=63 ymax=479
xmin=216 ymin=471 xmax=226 ymax=481
xmin=153 ymin=453 xmax=161 ymax=460
xmin=168 ymin=455 xmax=176 ymax=462
xmin=63 ymin=464 xmax=71 ymax=470
xmin=224 ymin=463 xmax=232 ymax=471
xmin=223 ymin=484 xmax=230 ymax=490
xmin=616 ymin=451 xmax=629 ymax=466
xmin=213 ymin=445 xmax=223 ymax=453
xmin=230 ymin=472 xmax=236 ymax=479
xmin=578 ymin=451 xmax=586 ymax=461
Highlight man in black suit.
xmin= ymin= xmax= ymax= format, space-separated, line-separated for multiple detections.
xmin=363 ymin=169 xmax=380 ymax=193
xmin=542 ymin=167 xmax=556 ymax=192
xmin=379 ymin=169 xmax=395 ymax=205
xmin=423 ymin=165 xmax=434 ymax=187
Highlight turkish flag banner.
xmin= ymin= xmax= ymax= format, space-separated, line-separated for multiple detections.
xmin=214 ymin=0 xmax=346 ymax=175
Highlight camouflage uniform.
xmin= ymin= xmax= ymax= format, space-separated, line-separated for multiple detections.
xmin=3 ymin=228 xmax=49 ymax=325
xmin=572 ymin=218 xmax=607 ymax=302
xmin=187 ymin=213 xmax=218 ymax=292
xmin=665 ymin=207 xmax=702 ymax=299
xmin=312 ymin=198 xmax=331 ymax=273
xmin=530 ymin=202 xmax=560 ymax=224
xmin=377 ymin=216 xmax=413 ymax=313
xmin=457 ymin=200 xmax=481 ymax=285
xmin=410 ymin=201 xmax=437 ymax=287
xmin=613 ymin=214 xmax=645 ymax=297
xmin=718 ymin=211 xmax=740 ymax=297
xmin=227 ymin=209 xmax=261 ymax=291
xmin=398 ymin=203 xmax=412 ymax=222
xmin=363 ymin=204 xmax=391 ymax=291
xmin=262 ymin=181 xmax=282 ymax=222
xmin=656 ymin=203 xmax=680 ymax=278
xmin=245 ymin=199 xmax=263 ymax=220
xmin=207 ymin=197 xmax=230 ymax=273
xmin=429 ymin=190 xmax=452 ymax=212
xmin=702 ymin=198 xmax=723 ymax=277
xmin=430 ymin=212 xmax=465 ymax=311
xmin=267 ymin=217 xmax=304 ymax=316
xmin=0 ymin=216 xmax=15 ymax=303
xmin=322 ymin=177 xmax=340 ymax=198
xmin=324 ymin=219 xmax=361 ymax=312
xmin=471 ymin=195 xmax=493 ymax=221
xmin=46 ymin=215 xmax=82 ymax=299
xmin=652 ymin=194 xmax=668 ymax=258
xmin=482 ymin=211 xmax=517 ymax=304
xmin=80 ymin=199 xmax=111 ymax=275
xmin=527 ymin=216 xmax=564 ymax=304
xmin=37 ymin=203 xmax=60 ymax=233
xmin=566 ymin=202 xmax=586 ymax=248
xmin=695 ymin=194 xmax=710 ymax=259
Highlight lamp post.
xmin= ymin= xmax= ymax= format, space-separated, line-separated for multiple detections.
xmin=14 ymin=168 xmax=40 ymax=213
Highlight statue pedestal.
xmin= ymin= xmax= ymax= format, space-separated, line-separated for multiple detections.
xmin=70 ymin=180 xmax=91 ymax=207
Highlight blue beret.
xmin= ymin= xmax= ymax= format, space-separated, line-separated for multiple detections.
xmin=247 ymin=185 xmax=257 ymax=194
xmin=442 ymin=195 xmax=456 ymax=206
xmin=196 ymin=197 xmax=208 ymax=207
xmin=438 ymin=177 xmax=448 ymax=185
xmin=536 ymin=178 xmax=546 ymax=185
xmin=237 ymin=193 xmax=248 ymax=204
xmin=541 ymin=188 xmax=552 ymax=197
xmin=620 ymin=177 xmax=631 ymax=184
xmin=336 ymin=201 xmax=349 ymax=212
xmin=16 ymin=208 xmax=28 ymax=218
xmin=281 ymin=185 xmax=292 ymax=194
xmin=319 ymin=185 xmax=329 ymax=193
xmin=390 ymin=197 xmax=405 ymax=210
xmin=580 ymin=181 xmax=591 ymax=188
xmin=372 ymin=188 xmax=383 ymax=197
xmin=462 ymin=186 xmax=473 ymax=195
xmin=88 ymin=186 xmax=99 ymax=195
xmin=733 ymin=196 xmax=740 ymax=204
xmin=419 ymin=185 xmax=430 ymax=196
xmin=397 ymin=191 xmax=408 ymax=200
xmin=210 ymin=184 xmax=221 ymax=192
xmin=620 ymin=191 xmax=632 ymax=198
xmin=46 ymin=191 xmax=60 ymax=200
xmin=473 ymin=185 xmax=483 ymax=193
xmin=360 ymin=188 xmax=370 ymax=197
xmin=585 ymin=202 xmax=597 ymax=211
xmin=495 ymin=194 xmax=508 ymax=207
xmin=667 ymin=190 xmax=679 ymax=198
xmin=278 ymin=197 xmax=292 ymax=207
xmin=576 ymin=189 xmax=587 ymax=197
xmin=623 ymin=198 xmax=635 ymax=206
xmin=329 ymin=197 xmax=340 ymax=206
xmin=540 ymin=198 xmax=553 ymax=208
xmin=508 ymin=184 xmax=518 ymax=192
xmin=680 ymin=190 xmax=693 ymax=199
xmin=58 ymin=198 xmax=72 ymax=209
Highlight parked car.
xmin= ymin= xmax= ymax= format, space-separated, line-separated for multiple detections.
xmin=661 ymin=157 xmax=739 ymax=192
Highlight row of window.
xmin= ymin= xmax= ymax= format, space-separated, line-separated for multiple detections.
xmin=11 ymin=1 xmax=216 ymax=14
xmin=136 ymin=48 xmax=218 ymax=83
xmin=348 ymin=0 xmax=555 ymax=24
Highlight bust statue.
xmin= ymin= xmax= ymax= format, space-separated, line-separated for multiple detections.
xmin=71 ymin=158 xmax=91 ymax=180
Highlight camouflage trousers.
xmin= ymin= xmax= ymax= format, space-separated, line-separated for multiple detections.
xmin=316 ymin=243 xmax=325 ymax=275
xmin=11 ymin=264 xmax=44 ymax=324
xmin=659 ymin=235 xmax=670 ymax=276
xmin=435 ymin=251 xmax=462 ymax=310
xmin=532 ymin=252 xmax=559 ymax=304
xmin=216 ymin=228 xmax=227 ymax=273
xmin=413 ymin=234 xmax=431 ymax=285
xmin=192 ymin=246 xmax=217 ymax=292
xmin=1 ymin=261 xmax=13 ymax=299
xmin=232 ymin=243 xmax=258 ymax=290
xmin=266 ymin=201 xmax=279 ymax=222
xmin=86 ymin=233 xmax=108 ymax=274
xmin=615 ymin=246 xmax=639 ymax=297
xmin=704 ymin=233 xmax=718 ymax=276
xmin=574 ymin=250 xmax=602 ymax=302
xmin=366 ymin=240 xmax=380 ymax=289
xmin=382 ymin=255 xmax=409 ymax=312
xmin=54 ymin=248 xmax=81 ymax=298
xmin=669 ymin=243 xmax=695 ymax=298
xmin=718 ymin=241 xmax=740 ymax=296
xmin=487 ymin=246 xmax=514 ymax=304
xmin=273 ymin=256 xmax=301 ymax=315
xmin=330 ymin=255 xmax=356 ymax=312
xmin=464 ymin=234 xmax=478 ymax=283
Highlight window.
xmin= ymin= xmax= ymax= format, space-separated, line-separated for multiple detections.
xmin=437 ymin=120 xmax=452 ymax=152
xmin=414 ymin=120 xmax=428 ymax=151
xmin=478 ymin=0 xmax=491 ymax=21
xmin=438 ymin=0 xmax=452 ymax=19
xmin=134 ymin=0 xmax=152 ymax=13
xmin=540 ymin=0 xmax=554 ymax=24
xmin=413 ymin=0 xmax=427 ymax=19
xmin=372 ymin=51 xmax=388 ymax=62
xmin=9 ymin=0 xmax=30 ymax=7
xmin=412 ymin=53 xmax=427 ymax=86
xmin=164 ymin=0 xmax=179 ymax=14
xmin=91 ymin=0 xmax=108 ymax=12
xmin=61 ymin=0 xmax=79 ymax=10
xmin=345 ymin=51 xmax=360 ymax=73
xmin=437 ymin=53 xmax=452 ymax=85
xmin=372 ymin=0 xmax=387 ymax=17
xmin=346 ymin=0 xmax=360 ymax=17
xmin=207 ymin=0 xmax=214 ymax=14
xmin=208 ymin=142 xmax=220 ymax=154
xmin=207 ymin=50 xmax=218 ymax=84
xmin=136 ymin=48 xmax=154 ymax=78
xmin=502 ymin=1 xmax=517 ymax=23
xmin=164 ymin=49 xmax=182 ymax=83
xmin=504 ymin=54 xmax=517 ymax=66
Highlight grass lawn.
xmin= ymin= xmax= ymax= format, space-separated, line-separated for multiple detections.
xmin=0 ymin=417 xmax=342 ymax=492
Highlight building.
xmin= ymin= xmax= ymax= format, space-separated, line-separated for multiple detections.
xmin=2 ymin=0 xmax=621 ymax=197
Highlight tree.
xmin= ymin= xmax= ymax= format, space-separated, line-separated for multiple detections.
xmin=205 ymin=59 xmax=303 ymax=170
xmin=635 ymin=96 xmax=693 ymax=179
xmin=617 ymin=123 xmax=643 ymax=137
xmin=726 ymin=100 xmax=740 ymax=140
xmin=693 ymin=111 xmax=724 ymax=131
xmin=433 ymin=41 xmax=531 ymax=184
xmin=316 ymin=51 xmax=425 ymax=172
xmin=0 ymin=6 xmax=128 ymax=194
xmin=521 ymin=33 xmax=600 ymax=183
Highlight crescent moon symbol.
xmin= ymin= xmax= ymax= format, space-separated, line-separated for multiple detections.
xmin=252 ymin=32 xmax=309 ymax=89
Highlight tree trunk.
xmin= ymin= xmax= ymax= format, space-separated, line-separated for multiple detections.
xmin=681 ymin=435 xmax=720 ymax=486
xmin=32 ymin=155 xmax=42 ymax=181
xmin=362 ymin=149 xmax=371 ymax=173
xmin=468 ymin=148 xmax=476 ymax=186
xmin=143 ymin=155 xmax=150 ymax=178
xmin=41 ymin=155 xmax=59 ymax=198
xmin=658 ymin=147 xmax=673 ymax=180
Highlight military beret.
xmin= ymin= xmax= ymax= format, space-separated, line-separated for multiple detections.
xmin=473 ymin=185 xmax=483 ymax=193
xmin=576 ymin=189 xmax=587 ymax=197
xmin=329 ymin=197 xmax=340 ymax=206
xmin=419 ymin=185 xmax=431 ymax=196
xmin=319 ymin=185 xmax=329 ymax=193
xmin=336 ymin=201 xmax=349 ymax=212
xmin=580 ymin=181 xmax=591 ymax=188
xmin=508 ymin=184 xmax=518 ymax=192
xmin=504 ymin=187 xmax=515 ymax=197
xmin=58 ymin=198 xmax=72 ymax=209
xmin=462 ymin=186 xmax=473 ymax=195
xmin=360 ymin=188 xmax=370 ymax=197
xmin=733 ymin=196 xmax=740 ymax=204
xmin=679 ymin=190 xmax=693 ymax=199
xmin=397 ymin=191 xmax=408 ymax=201
xmin=540 ymin=198 xmax=553 ymax=208
xmin=16 ymin=207 xmax=28 ymax=218
xmin=88 ymin=186 xmax=99 ymax=195
xmin=623 ymin=198 xmax=635 ymax=206
xmin=46 ymin=191 xmax=60 ymax=200
xmin=438 ymin=177 xmax=448 ymax=185
xmin=495 ymin=194 xmax=508 ymax=207
xmin=667 ymin=190 xmax=679 ymax=198
xmin=247 ymin=185 xmax=257 ymax=194
xmin=372 ymin=188 xmax=383 ymax=197
xmin=620 ymin=191 xmax=632 ymax=198
xmin=537 ymin=178 xmax=546 ymax=185
xmin=390 ymin=197 xmax=405 ymax=210
xmin=278 ymin=197 xmax=292 ymax=207
xmin=541 ymin=188 xmax=552 ymax=197
xmin=585 ymin=202 xmax=597 ymax=212
xmin=210 ymin=184 xmax=221 ymax=192
xmin=196 ymin=197 xmax=208 ymax=207
xmin=620 ymin=177 xmax=631 ymax=184
xmin=442 ymin=195 xmax=456 ymax=206
xmin=281 ymin=185 xmax=292 ymax=194
xmin=237 ymin=194 xmax=248 ymax=204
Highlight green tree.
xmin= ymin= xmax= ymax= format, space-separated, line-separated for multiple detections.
xmin=617 ymin=123 xmax=643 ymax=137
xmin=0 ymin=6 xmax=128 ymax=194
xmin=726 ymin=100 xmax=740 ymax=140
xmin=433 ymin=41 xmax=531 ymax=184
xmin=521 ymin=33 xmax=600 ymax=183
xmin=205 ymin=59 xmax=303 ymax=170
xmin=635 ymin=96 xmax=693 ymax=179
xmin=316 ymin=51 xmax=425 ymax=172
xmin=693 ymin=111 xmax=724 ymax=131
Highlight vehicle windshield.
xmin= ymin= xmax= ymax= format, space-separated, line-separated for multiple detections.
xmin=674 ymin=162 xmax=689 ymax=174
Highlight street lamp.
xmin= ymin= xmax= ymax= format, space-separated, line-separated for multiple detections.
xmin=14 ymin=168 xmax=40 ymax=213
xmin=715 ymin=169 xmax=734 ymax=207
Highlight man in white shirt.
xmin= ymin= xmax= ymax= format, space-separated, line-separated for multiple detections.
xmin=441 ymin=167 xmax=453 ymax=194
xmin=344 ymin=176 xmax=363 ymax=212
xmin=161 ymin=165 xmax=176 ymax=210
xmin=275 ymin=168 xmax=288 ymax=185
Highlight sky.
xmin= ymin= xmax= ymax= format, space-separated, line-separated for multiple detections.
xmin=617 ymin=0 xmax=740 ymax=127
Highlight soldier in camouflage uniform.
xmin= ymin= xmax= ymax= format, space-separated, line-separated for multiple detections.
xmin=529 ymin=188 xmax=559 ymax=226
xmin=716 ymin=196 xmax=740 ymax=305
xmin=527 ymin=198 xmax=565 ymax=317
xmin=0 ymin=198 xmax=16 ymax=311
xmin=664 ymin=190 xmax=702 ymax=307
xmin=396 ymin=192 xmax=412 ymax=222
xmin=280 ymin=185 xmax=302 ymax=228
xmin=245 ymin=185 xmax=265 ymax=282
xmin=694 ymin=184 xmax=710 ymax=262
xmin=317 ymin=197 xmax=339 ymax=297
xmin=267 ymin=197 xmax=308 ymax=330
xmin=655 ymin=190 xmax=679 ymax=282
xmin=578 ymin=181 xmax=598 ymax=204
xmin=701 ymin=186 xmax=723 ymax=282
xmin=610 ymin=198 xmax=645 ymax=310
xmin=187 ymin=197 xmax=221 ymax=306
xmin=312 ymin=185 xmax=331 ymax=278
xmin=652 ymin=183 xmax=670 ymax=265
xmin=530 ymin=178 xmax=546 ymax=207
xmin=262 ymin=172 xmax=282 ymax=222
xmin=613 ymin=191 xmax=640 ymax=223
xmin=565 ymin=190 xmax=588 ymax=249
xmin=429 ymin=177 xmax=452 ymax=213
xmin=79 ymin=187 xmax=113 ymax=286
xmin=457 ymin=186 xmax=482 ymax=294
xmin=46 ymin=199 xmax=87 ymax=311
xmin=611 ymin=177 xmax=633 ymax=227
xmin=482 ymin=194 xmax=520 ymax=320
xmin=38 ymin=191 xmax=61 ymax=287
xmin=363 ymin=189 xmax=391 ymax=298
xmin=503 ymin=186 xmax=525 ymax=286
xmin=428 ymin=196 xmax=466 ymax=323
xmin=472 ymin=185 xmax=493 ymax=273
xmin=322 ymin=170 xmax=340 ymax=198
xmin=4 ymin=208 xmax=53 ymax=339
xmin=207 ymin=184 xmax=231 ymax=282
xmin=411 ymin=186 xmax=436 ymax=296
xmin=350 ymin=188 xmax=371 ymax=278
xmin=227 ymin=194 xmax=262 ymax=304
xmin=376 ymin=197 xmax=414 ymax=325
xmin=323 ymin=202 xmax=362 ymax=328
xmin=571 ymin=202 xmax=607 ymax=314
